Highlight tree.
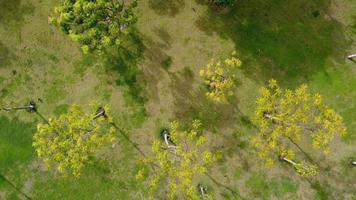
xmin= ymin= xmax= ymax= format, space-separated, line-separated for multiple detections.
xmin=199 ymin=53 xmax=241 ymax=104
xmin=33 ymin=103 xmax=116 ymax=176
xmin=252 ymin=79 xmax=347 ymax=176
xmin=136 ymin=120 xmax=218 ymax=200
xmin=49 ymin=0 xmax=138 ymax=54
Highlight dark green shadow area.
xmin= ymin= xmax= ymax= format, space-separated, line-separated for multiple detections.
xmin=53 ymin=104 xmax=69 ymax=116
xmin=0 ymin=0 xmax=34 ymax=26
xmin=0 ymin=116 xmax=35 ymax=172
xmin=105 ymin=32 xmax=146 ymax=103
xmin=196 ymin=0 xmax=348 ymax=86
xmin=103 ymin=31 xmax=147 ymax=127
xmin=311 ymin=182 xmax=331 ymax=200
xmin=0 ymin=41 xmax=12 ymax=68
xmin=148 ymin=0 xmax=185 ymax=17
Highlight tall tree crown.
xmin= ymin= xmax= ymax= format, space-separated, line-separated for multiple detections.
xmin=137 ymin=120 xmax=218 ymax=200
xmin=253 ymin=79 xmax=346 ymax=172
xmin=50 ymin=0 xmax=138 ymax=54
xmin=33 ymin=103 xmax=116 ymax=176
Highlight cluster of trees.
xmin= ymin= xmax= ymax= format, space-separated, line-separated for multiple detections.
xmin=4 ymin=77 xmax=345 ymax=198
xmin=1 ymin=0 xmax=349 ymax=199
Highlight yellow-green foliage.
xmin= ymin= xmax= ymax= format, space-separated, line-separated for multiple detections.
xmin=33 ymin=103 xmax=116 ymax=177
xmin=137 ymin=120 xmax=218 ymax=200
xmin=279 ymin=150 xmax=318 ymax=177
xmin=49 ymin=0 xmax=138 ymax=53
xmin=253 ymin=79 xmax=346 ymax=173
xmin=199 ymin=53 xmax=241 ymax=103
xmin=294 ymin=161 xmax=318 ymax=177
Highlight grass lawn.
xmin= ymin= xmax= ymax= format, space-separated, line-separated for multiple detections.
xmin=0 ymin=0 xmax=355 ymax=199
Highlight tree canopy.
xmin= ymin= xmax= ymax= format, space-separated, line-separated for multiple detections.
xmin=137 ymin=120 xmax=218 ymax=199
xmin=49 ymin=0 xmax=138 ymax=54
xmin=199 ymin=53 xmax=241 ymax=103
xmin=252 ymin=79 xmax=347 ymax=176
xmin=33 ymin=103 xmax=116 ymax=176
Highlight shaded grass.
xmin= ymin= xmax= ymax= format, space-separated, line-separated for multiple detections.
xmin=53 ymin=104 xmax=69 ymax=116
xmin=0 ymin=41 xmax=12 ymax=68
xmin=46 ymin=79 xmax=65 ymax=104
xmin=196 ymin=0 xmax=347 ymax=86
xmin=103 ymin=32 xmax=148 ymax=127
xmin=106 ymin=32 xmax=146 ymax=105
xmin=311 ymin=182 xmax=331 ymax=200
xmin=0 ymin=0 xmax=34 ymax=27
xmin=0 ymin=116 xmax=35 ymax=171
xmin=148 ymin=0 xmax=185 ymax=17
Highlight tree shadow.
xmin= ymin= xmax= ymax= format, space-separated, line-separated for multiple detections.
xmin=195 ymin=0 xmax=348 ymax=86
xmin=144 ymin=31 xmax=173 ymax=70
xmin=148 ymin=0 xmax=185 ymax=17
xmin=103 ymin=30 xmax=147 ymax=106
xmin=153 ymin=27 xmax=173 ymax=50
xmin=0 ymin=0 xmax=34 ymax=26
xmin=169 ymin=69 xmax=242 ymax=132
xmin=0 ymin=41 xmax=12 ymax=68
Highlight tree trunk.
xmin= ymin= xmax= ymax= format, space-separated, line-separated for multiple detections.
xmin=110 ymin=122 xmax=147 ymax=157
xmin=206 ymin=173 xmax=240 ymax=197
xmin=199 ymin=185 xmax=206 ymax=200
xmin=163 ymin=132 xmax=175 ymax=149
xmin=2 ymin=101 xmax=37 ymax=113
xmin=351 ymin=160 xmax=356 ymax=166
xmin=287 ymin=137 xmax=315 ymax=163
xmin=347 ymin=54 xmax=356 ymax=59
xmin=34 ymin=111 xmax=49 ymax=124
xmin=264 ymin=113 xmax=317 ymax=164
xmin=93 ymin=107 xmax=106 ymax=120
xmin=280 ymin=156 xmax=296 ymax=166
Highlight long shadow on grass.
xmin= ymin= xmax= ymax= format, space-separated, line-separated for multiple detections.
xmin=102 ymin=31 xmax=148 ymax=126
xmin=169 ymin=67 xmax=243 ymax=133
xmin=0 ymin=0 xmax=34 ymax=27
xmin=148 ymin=0 xmax=185 ymax=17
xmin=0 ymin=41 xmax=12 ymax=68
xmin=196 ymin=0 xmax=348 ymax=86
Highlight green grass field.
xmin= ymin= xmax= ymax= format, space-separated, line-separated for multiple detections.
xmin=0 ymin=0 xmax=356 ymax=199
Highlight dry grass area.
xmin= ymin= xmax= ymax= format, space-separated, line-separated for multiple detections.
xmin=0 ymin=0 xmax=356 ymax=199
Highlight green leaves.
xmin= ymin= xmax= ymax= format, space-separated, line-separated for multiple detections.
xmin=33 ymin=103 xmax=116 ymax=177
xmin=138 ymin=120 xmax=218 ymax=199
xmin=199 ymin=52 xmax=241 ymax=104
xmin=51 ymin=0 xmax=138 ymax=53
xmin=253 ymin=79 xmax=346 ymax=175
